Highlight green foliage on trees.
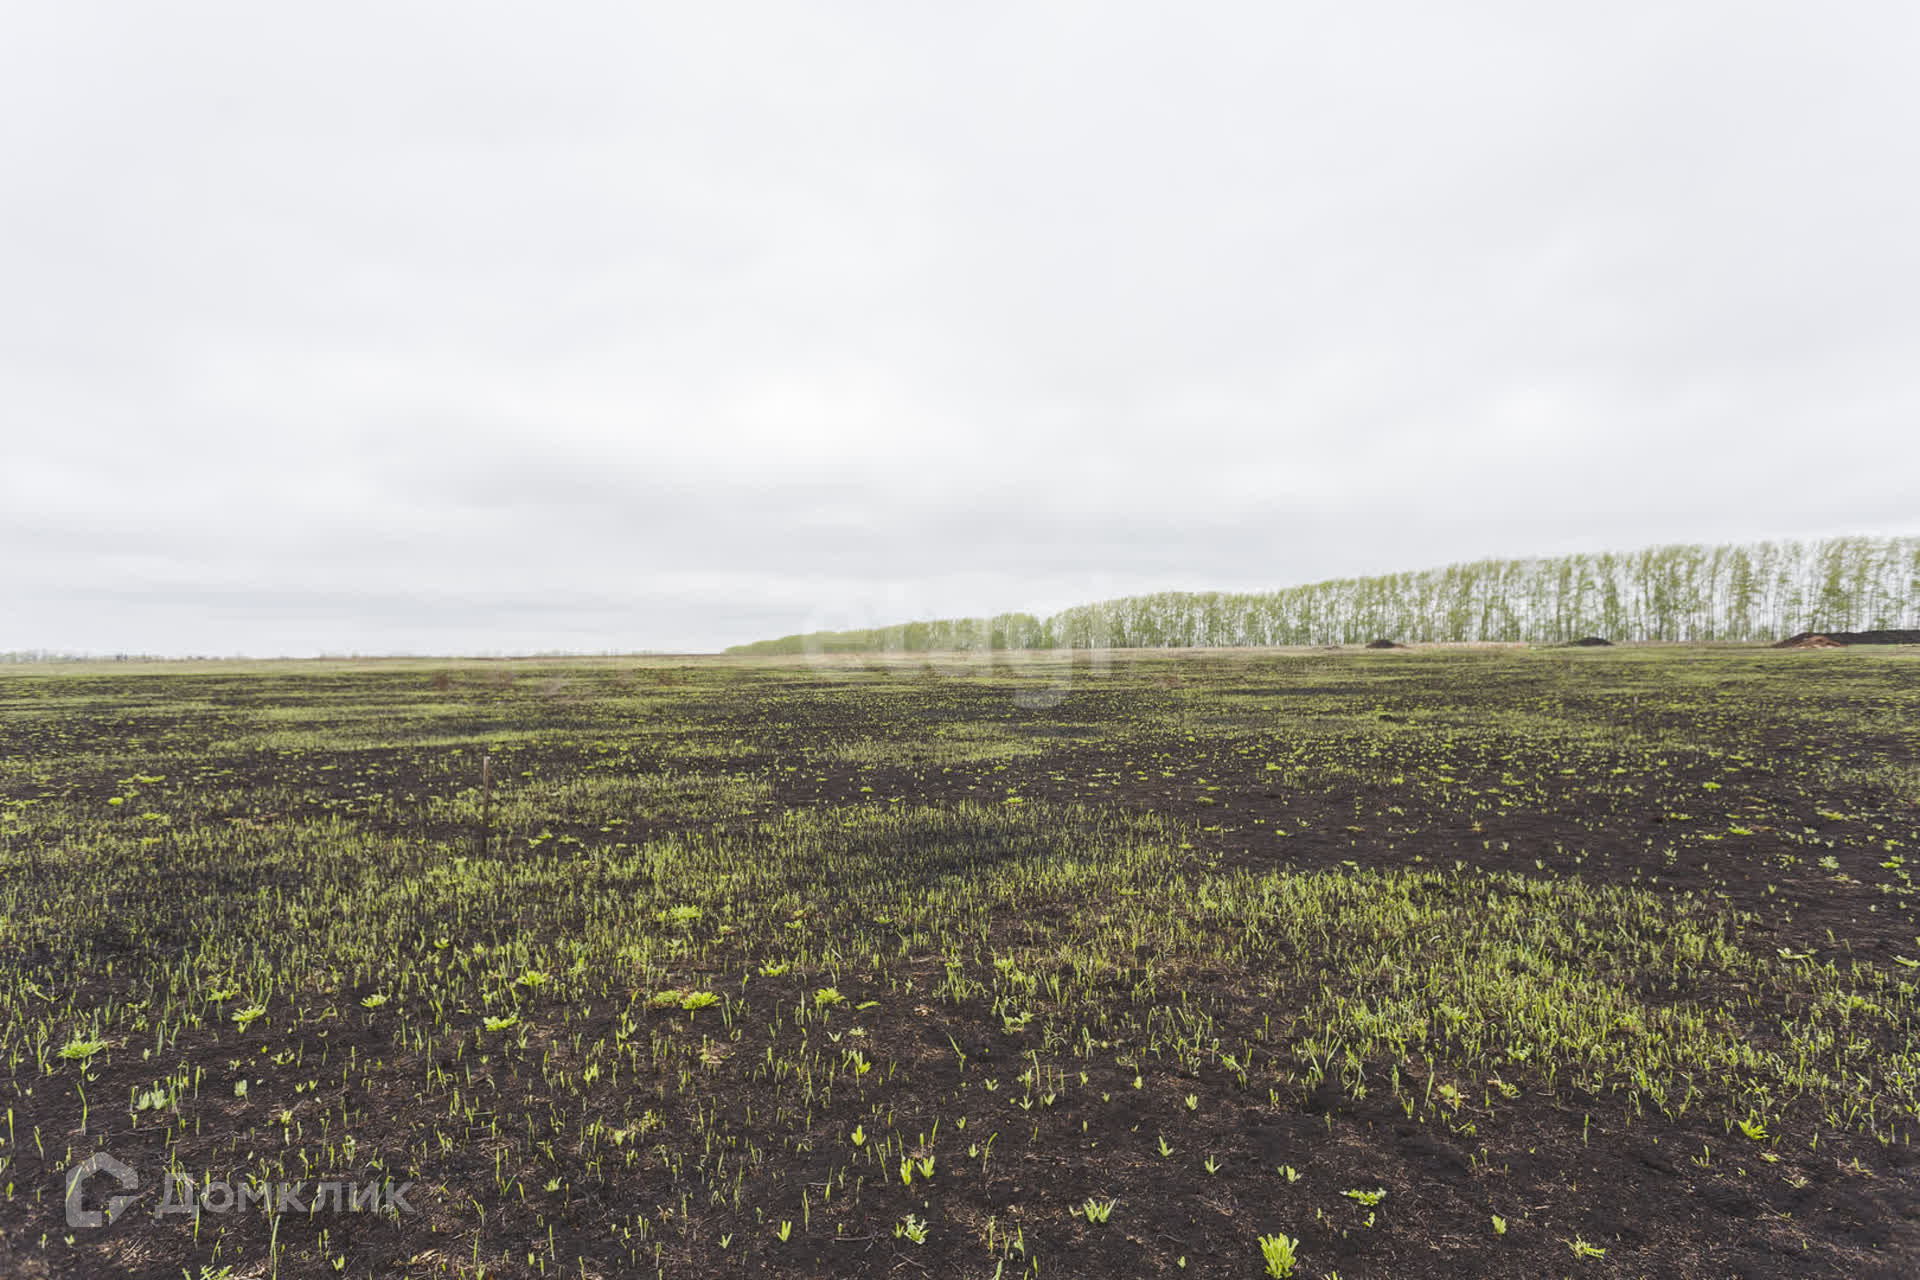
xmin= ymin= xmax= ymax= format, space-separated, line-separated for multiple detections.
xmin=726 ymin=536 xmax=1920 ymax=654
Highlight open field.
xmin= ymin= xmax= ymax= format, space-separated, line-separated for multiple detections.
xmin=2 ymin=646 xmax=1918 ymax=1278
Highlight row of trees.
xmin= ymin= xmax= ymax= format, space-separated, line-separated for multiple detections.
xmin=728 ymin=536 xmax=1920 ymax=654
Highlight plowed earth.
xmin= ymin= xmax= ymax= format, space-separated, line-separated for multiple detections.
xmin=2 ymin=646 xmax=1917 ymax=1279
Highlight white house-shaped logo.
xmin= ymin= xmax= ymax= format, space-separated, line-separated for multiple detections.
xmin=66 ymin=1152 xmax=140 ymax=1228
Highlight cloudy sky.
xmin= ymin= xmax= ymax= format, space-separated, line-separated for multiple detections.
xmin=4 ymin=3 xmax=1916 ymax=655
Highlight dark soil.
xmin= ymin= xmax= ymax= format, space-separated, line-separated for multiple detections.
xmin=1825 ymin=630 xmax=1920 ymax=646
xmin=3 ymin=649 xmax=1918 ymax=1279
xmin=1777 ymin=630 xmax=1920 ymax=648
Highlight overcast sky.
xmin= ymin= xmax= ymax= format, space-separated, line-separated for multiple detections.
xmin=4 ymin=3 xmax=1916 ymax=655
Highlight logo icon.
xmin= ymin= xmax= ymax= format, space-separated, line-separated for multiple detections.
xmin=66 ymin=1152 xmax=140 ymax=1228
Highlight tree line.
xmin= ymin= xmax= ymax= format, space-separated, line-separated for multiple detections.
xmin=727 ymin=535 xmax=1920 ymax=654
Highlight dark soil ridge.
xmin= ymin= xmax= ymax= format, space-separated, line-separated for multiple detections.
xmin=1776 ymin=634 xmax=1847 ymax=649
xmin=1776 ymin=629 xmax=1920 ymax=647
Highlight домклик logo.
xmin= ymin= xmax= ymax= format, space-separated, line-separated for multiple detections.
xmin=65 ymin=1151 xmax=140 ymax=1228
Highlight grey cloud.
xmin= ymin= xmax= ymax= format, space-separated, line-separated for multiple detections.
xmin=4 ymin=2 xmax=1916 ymax=655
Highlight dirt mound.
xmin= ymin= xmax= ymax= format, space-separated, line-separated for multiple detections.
xmin=1364 ymin=638 xmax=1404 ymax=649
xmin=1824 ymin=629 xmax=1920 ymax=646
xmin=1571 ymin=636 xmax=1612 ymax=647
xmin=1774 ymin=633 xmax=1846 ymax=649
xmin=1774 ymin=629 xmax=1920 ymax=648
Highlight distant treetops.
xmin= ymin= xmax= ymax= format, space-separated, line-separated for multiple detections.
xmin=727 ymin=535 xmax=1920 ymax=655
